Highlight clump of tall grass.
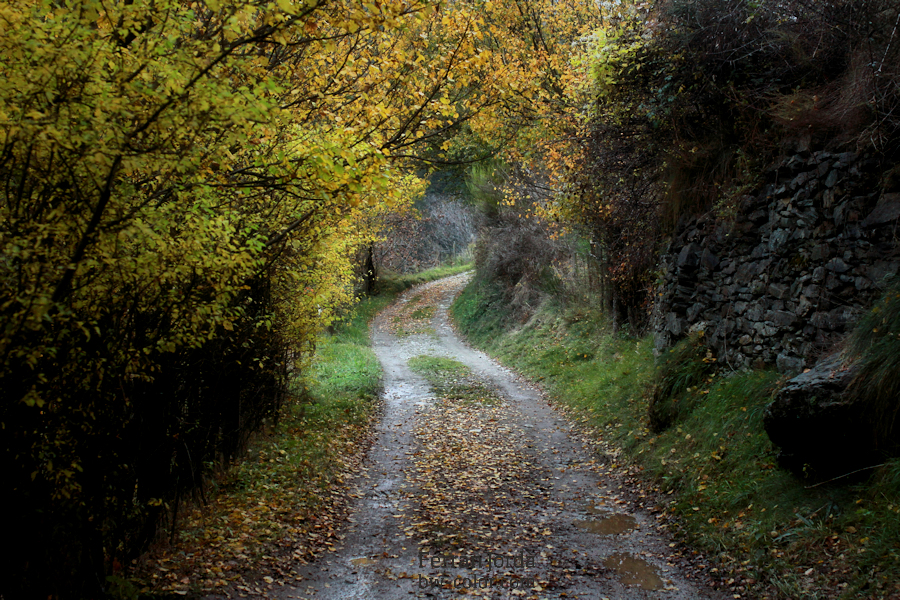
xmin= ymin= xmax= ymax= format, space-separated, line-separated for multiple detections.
xmin=647 ymin=332 xmax=717 ymax=432
xmin=844 ymin=282 xmax=900 ymax=454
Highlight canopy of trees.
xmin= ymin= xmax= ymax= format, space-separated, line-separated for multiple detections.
xmin=0 ymin=0 xmax=602 ymax=596
xmin=555 ymin=0 xmax=900 ymax=328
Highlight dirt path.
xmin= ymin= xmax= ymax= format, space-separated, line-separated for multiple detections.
xmin=283 ymin=274 xmax=726 ymax=600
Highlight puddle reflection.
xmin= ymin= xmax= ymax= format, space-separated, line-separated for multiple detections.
xmin=603 ymin=553 xmax=664 ymax=590
xmin=575 ymin=512 xmax=637 ymax=535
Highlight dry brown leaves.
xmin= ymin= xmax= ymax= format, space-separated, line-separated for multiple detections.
xmin=131 ymin=412 xmax=378 ymax=598
xmin=379 ymin=285 xmax=444 ymax=336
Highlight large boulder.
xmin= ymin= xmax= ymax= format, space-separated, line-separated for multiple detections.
xmin=763 ymin=353 xmax=878 ymax=477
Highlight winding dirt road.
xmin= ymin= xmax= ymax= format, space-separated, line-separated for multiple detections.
xmin=283 ymin=273 xmax=725 ymax=600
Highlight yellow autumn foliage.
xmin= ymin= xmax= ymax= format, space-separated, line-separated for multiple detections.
xmin=0 ymin=0 xmax=605 ymax=595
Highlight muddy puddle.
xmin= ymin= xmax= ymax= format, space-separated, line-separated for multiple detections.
xmin=349 ymin=557 xmax=378 ymax=567
xmin=574 ymin=513 xmax=637 ymax=535
xmin=603 ymin=552 xmax=665 ymax=590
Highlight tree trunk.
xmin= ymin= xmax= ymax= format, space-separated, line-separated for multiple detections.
xmin=361 ymin=243 xmax=377 ymax=296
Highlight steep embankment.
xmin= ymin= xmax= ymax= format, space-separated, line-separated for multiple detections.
xmin=654 ymin=149 xmax=898 ymax=373
xmin=452 ymin=280 xmax=900 ymax=600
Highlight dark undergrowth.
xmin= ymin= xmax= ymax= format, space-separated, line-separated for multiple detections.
xmin=127 ymin=262 xmax=471 ymax=599
xmin=452 ymin=277 xmax=900 ymax=600
xmin=844 ymin=283 xmax=900 ymax=456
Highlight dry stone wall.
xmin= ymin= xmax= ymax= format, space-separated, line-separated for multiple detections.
xmin=653 ymin=150 xmax=900 ymax=373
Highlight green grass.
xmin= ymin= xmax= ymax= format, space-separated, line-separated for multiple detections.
xmin=648 ymin=333 xmax=717 ymax=432
xmin=377 ymin=259 xmax=473 ymax=296
xmin=844 ymin=282 xmax=900 ymax=453
xmin=408 ymin=355 xmax=470 ymax=378
xmin=410 ymin=305 xmax=436 ymax=320
xmin=451 ymin=278 xmax=900 ymax=599
xmin=408 ymin=354 xmax=501 ymax=405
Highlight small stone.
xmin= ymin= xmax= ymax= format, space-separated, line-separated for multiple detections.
xmin=666 ymin=312 xmax=686 ymax=335
xmin=792 ymin=187 xmax=811 ymax=203
xmin=834 ymin=203 xmax=848 ymax=228
xmin=746 ymin=302 xmax=764 ymax=321
xmin=829 ymin=306 xmax=860 ymax=329
xmin=687 ymin=302 xmax=703 ymax=321
xmin=810 ymin=244 xmax=830 ymax=261
xmin=750 ymin=243 xmax=768 ymax=259
xmin=869 ymin=261 xmax=900 ymax=284
xmin=771 ymin=310 xmax=797 ymax=327
xmin=735 ymin=263 xmax=757 ymax=284
xmin=790 ymin=228 xmax=808 ymax=241
xmin=767 ymin=283 xmax=789 ymax=299
xmin=753 ymin=322 xmax=778 ymax=337
xmin=769 ymin=229 xmax=791 ymax=252
xmin=791 ymin=171 xmax=811 ymax=189
xmin=810 ymin=311 xmax=831 ymax=329
xmin=775 ymin=353 xmax=805 ymax=374
xmin=677 ymin=243 xmax=702 ymax=269
xmin=785 ymin=155 xmax=806 ymax=171
xmin=861 ymin=193 xmax=900 ymax=227
xmin=837 ymin=151 xmax=858 ymax=165
xmin=701 ymin=248 xmax=719 ymax=270
xmin=826 ymin=257 xmax=850 ymax=273
xmin=802 ymin=284 xmax=821 ymax=297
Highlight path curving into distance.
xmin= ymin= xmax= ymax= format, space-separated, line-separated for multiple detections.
xmin=282 ymin=273 xmax=726 ymax=600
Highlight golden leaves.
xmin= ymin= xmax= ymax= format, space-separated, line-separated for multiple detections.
xmin=1 ymin=0 xmax=604 ymax=578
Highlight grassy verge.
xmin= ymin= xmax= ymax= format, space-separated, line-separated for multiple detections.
xmin=129 ymin=262 xmax=471 ymax=598
xmin=378 ymin=258 xmax=473 ymax=296
xmin=451 ymin=278 xmax=900 ymax=600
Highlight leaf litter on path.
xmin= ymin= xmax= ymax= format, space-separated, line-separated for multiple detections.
xmin=408 ymin=368 xmax=551 ymax=548
xmin=164 ymin=273 xmax=729 ymax=600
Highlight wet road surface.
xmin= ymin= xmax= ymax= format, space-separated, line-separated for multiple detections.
xmin=281 ymin=273 xmax=726 ymax=600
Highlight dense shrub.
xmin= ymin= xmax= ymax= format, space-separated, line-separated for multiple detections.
xmin=567 ymin=0 xmax=900 ymax=329
xmin=467 ymin=163 xmax=566 ymax=320
xmin=375 ymin=173 xmax=478 ymax=276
